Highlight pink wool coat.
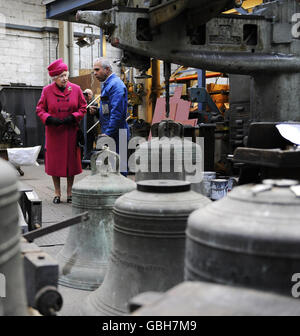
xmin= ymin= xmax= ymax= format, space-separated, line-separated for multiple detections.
xmin=36 ymin=82 xmax=87 ymax=177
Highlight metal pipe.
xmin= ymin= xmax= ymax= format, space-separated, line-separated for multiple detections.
xmin=163 ymin=62 xmax=171 ymax=118
xmin=150 ymin=59 xmax=161 ymax=121
xmin=169 ymin=72 xmax=222 ymax=82
xmin=87 ymin=94 xmax=101 ymax=108
xmin=48 ymin=31 xmax=51 ymax=66
xmin=197 ymin=69 xmax=206 ymax=111
xmin=144 ymin=64 xmax=153 ymax=124
xmin=115 ymin=40 xmax=300 ymax=75
xmin=68 ymin=22 xmax=74 ymax=77
xmin=100 ymin=28 xmax=104 ymax=57
xmin=5 ymin=23 xmax=102 ymax=39
xmin=76 ymin=10 xmax=112 ymax=29
xmin=23 ymin=212 xmax=89 ymax=243
xmin=83 ymin=110 xmax=88 ymax=159
xmin=152 ymin=59 xmax=161 ymax=96
xmin=79 ymin=45 xmax=81 ymax=70
xmin=87 ymin=120 xmax=100 ymax=134
xmin=169 ymin=50 xmax=300 ymax=74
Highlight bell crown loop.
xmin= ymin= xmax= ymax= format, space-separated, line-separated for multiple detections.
xmin=90 ymin=146 xmax=120 ymax=176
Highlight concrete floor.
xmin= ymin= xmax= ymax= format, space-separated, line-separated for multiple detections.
xmin=19 ymin=164 xmax=113 ymax=316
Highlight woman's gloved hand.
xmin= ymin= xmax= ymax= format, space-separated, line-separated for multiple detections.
xmin=46 ymin=116 xmax=63 ymax=126
xmin=63 ymin=115 xmax=76 ymax=125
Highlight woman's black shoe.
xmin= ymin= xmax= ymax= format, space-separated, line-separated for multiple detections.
xmin=53 ymin=196 xmax=61 ymax=204
xmin=67 ymin=196 xmax=72 ymax=203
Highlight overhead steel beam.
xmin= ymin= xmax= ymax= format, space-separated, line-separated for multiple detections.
xmin=45 ymin=0 xmax=112 ymax=19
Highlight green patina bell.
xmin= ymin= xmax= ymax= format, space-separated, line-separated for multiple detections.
xmin=0 ymin=158 xmax=27 ymax=316
xmin=82 ymin=179 xmax=211 ymax=316
xmin=134 ymin=120 xmax=204 ymax=193
xmin=57 ymin=147 xmax=136 ymax=291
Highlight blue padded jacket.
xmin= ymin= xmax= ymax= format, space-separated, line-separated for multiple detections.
xmin=98 ymin=73 xmax=129 ymax=146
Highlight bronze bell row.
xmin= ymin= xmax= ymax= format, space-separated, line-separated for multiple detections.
xmin=56 ymin=120 xmax=207 ymax=293
xmin=57 ymin=147 xmax=136 ymax=290
xmin=185 ymin=179 xmax=300 ymax=296
xmin=55 ymin=120 xmax=211 ymax=314
xmin=130 ymin=179 xmax=300 ymax=315
xmin=89 ymin=178 xmax=300 ymax=315
xmin=58 ymin=173 xmax=300 ymax=315
xmin=53 ymin=119 xmax=300 ymax=313
xmin=3 ymin=141 xmax=298 ymax=314
xmin=53 ymin=120 xmax=220 ymax=314
xmin=81 ymin=180 xmax=211 ymax=315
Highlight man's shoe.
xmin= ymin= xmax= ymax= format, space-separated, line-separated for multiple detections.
xmin=53 ymin=196 xmax=60 ymax=204
xmin=67 ymin=196 xmax=72 ymax=203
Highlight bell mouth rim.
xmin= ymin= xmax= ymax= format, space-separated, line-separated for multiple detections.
xmin=137 ymin=180 xmax=191 ymax=193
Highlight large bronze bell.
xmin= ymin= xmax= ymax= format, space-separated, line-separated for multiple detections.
xmin=131 ymin=281 xmax=300 ymax=316
xmin=0 ymin=158 xmax=27 ymax=315
xmin=57 ymin=148 xmax=136 ymax=290
xmin=134 ymin=120 xmax=204 ymax=192
xmin=186 ymin=179 xmax=300 ymax=296
xmin=82 ymin=180 xmax=211 ymax=315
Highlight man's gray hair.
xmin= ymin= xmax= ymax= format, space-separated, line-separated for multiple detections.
xmin=94 ymin=57 xmax=112 ymax=71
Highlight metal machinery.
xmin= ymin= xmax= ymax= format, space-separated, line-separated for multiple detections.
xmin=0 ymin=86 xmax=44 ymax=157
xmin=0 ymin=111 xmax=22 ymax=149
xmin=76 ymin=0 xmax=300 ymax=182
xmin=18 ymin=183 xmax=42 ymax=233
xmin=0 ymin=111 xmax=24 ymax=176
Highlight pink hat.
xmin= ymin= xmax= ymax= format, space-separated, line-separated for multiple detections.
xmin=47 ymin=59 xmax=68 ymax=77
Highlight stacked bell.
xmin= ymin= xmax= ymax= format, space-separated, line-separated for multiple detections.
xmin=0 ymin=158 xmax=27 ymax=315
xmin=186 ymin=179 xmax=300 ymax=296
xmin=57 ymin=148 xmax=136 ymax=290
xmin=82 ymin=180 xmax=211 ymax=315
xmin=134 ymin=120 xmax=204 ymax=192
xmin=130 ymin=281 xmax=300 ymax=316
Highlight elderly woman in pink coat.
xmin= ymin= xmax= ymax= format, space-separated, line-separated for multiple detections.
xmin=36 ymin=59 xmax=87 ymax=204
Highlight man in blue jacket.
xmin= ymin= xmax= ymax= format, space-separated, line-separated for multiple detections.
xmin=92 ymin=57 xmax=129 ymax=174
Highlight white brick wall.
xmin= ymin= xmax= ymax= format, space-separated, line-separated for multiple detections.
xmin=0 ymin=0 xmax=123 ymax=87
xmin=0 ymin=0 xmax=58 ymax=86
